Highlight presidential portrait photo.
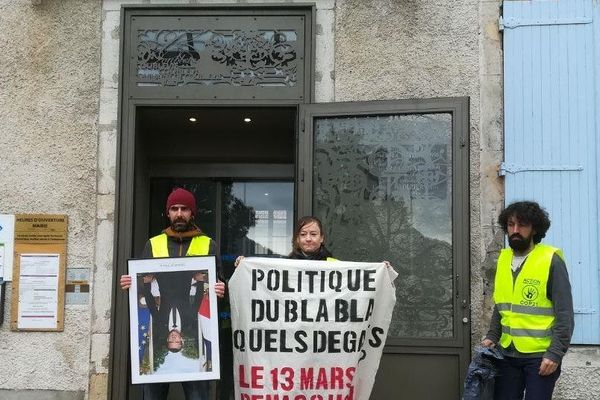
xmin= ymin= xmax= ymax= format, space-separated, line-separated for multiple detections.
xmin=128 ymin=256 xmax=220 ymax=384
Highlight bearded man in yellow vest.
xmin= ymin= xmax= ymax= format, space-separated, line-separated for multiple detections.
xmin=120 ymin=187 xmax=225 ymax=400
xmin=482 ymin=201 xmax=574 ymax=400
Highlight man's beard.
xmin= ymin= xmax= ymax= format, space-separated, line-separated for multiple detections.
xmin=171 ymin=218 xmax=193 ymax=232
xmin=508 ymin=233 xmax=533 ymax=253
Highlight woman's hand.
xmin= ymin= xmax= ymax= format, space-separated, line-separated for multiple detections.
xmin=120 ymin=275 xmax=132 ymax=290
xmin=234 ymin=256 xmax=245 ymax=268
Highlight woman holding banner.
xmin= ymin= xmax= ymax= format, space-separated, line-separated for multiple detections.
xmin=287 ymin=215 xmax=336 ymax=261
xmin=235 ymin=216 xmax=335 ymax=266
xmin=235 ymin=216 xmax=394 ymax=267
xmin=285 ymin=216 xmax=394 ymax=268
xmin=230 ymin=217 xmax=398 ymax=400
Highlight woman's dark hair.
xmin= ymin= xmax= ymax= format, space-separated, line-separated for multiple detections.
xmin=498 ymin=201 xmax=550 ymax=244
xmin=291 ymin=216 xmax=324 ymax=252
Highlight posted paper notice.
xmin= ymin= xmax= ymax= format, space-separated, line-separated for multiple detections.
xmin=18 ymin=254 xmax=60 ymax=329
xmin=0 ymin=214 xmax=16 ymax=281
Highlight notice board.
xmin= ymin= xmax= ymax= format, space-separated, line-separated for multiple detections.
xmin=11 ymin=214 xmax=67 ymax=331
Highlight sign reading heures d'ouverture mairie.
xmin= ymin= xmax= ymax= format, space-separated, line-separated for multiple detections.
xmin=229 ymin=258 xmax=398 ymax=400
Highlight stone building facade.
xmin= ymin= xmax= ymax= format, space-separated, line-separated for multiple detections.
xmin=0 ymin=0 xmax=597 ymax=399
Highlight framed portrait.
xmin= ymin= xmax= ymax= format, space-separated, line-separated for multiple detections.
xmin=128 ymin=256 xmax=220 ymax=384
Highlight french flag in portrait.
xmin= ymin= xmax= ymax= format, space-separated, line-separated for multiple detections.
xmin=198 ymin=291 xmax=212 ymax=369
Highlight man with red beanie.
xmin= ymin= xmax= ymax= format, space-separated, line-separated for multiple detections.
xmin=121 ymin=187 xmax=225 ymax=400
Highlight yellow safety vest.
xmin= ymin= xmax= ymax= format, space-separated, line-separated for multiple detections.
xmin=326 ymin=257 xmax=337 ymax=262
xmin=149 ymin=233 xmax=211 ymax=257
xmin=494 ymin=243 xmax=563 ymax=353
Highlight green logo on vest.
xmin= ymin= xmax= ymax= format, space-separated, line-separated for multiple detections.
xmin=522 ymin=285 xmax=539 ymax=301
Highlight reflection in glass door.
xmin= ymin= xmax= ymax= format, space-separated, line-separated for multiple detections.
xmin=311 ymin=113 xmax=454 ymax=338
xmin=220 ymin=181 xmax=294 ymax=279
xmin=149 ymin=179 xmax=294 ymax=279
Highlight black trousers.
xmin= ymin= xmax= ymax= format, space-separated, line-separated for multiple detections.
xmin=494 ymin=356 xmax=561 ymax=400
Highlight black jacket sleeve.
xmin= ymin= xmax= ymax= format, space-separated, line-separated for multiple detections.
xmin=485 ymin=305 xmax=502 ymax=344
xmin=208 ymin=239 xmax=226 ymax=282
xmin=140 ymin=240 xmax=153 ymax=258
xmin=544 ymin=253 xmax=574 ymax=363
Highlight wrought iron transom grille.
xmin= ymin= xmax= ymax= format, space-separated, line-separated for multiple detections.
xmin=137 ymin=29 xmax=298 ymax=87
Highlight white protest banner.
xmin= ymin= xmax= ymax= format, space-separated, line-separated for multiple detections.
xmin=229 ymin=258 xmax=397 ymax=400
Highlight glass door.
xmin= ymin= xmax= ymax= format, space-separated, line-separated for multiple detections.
xmin=298 ymin=98 xmax=470 ymax=400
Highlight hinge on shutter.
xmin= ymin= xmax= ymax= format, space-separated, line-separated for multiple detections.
xmin=574 ymin=308 xmax=597 ymax=315
xmin=500 ymin=17 xmax=592 ymax=30
xmin=499 ymin=163 xmax=584 ymax=176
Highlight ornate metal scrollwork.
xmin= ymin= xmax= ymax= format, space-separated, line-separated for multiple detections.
xmin=137 ymin=29 xmax=298 ymax=87
xmin=313 ymin=113 xmax=455 ymax=338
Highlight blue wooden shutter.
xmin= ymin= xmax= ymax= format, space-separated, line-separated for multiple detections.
xmin=502 ymin=0 xmax=599 ymax=344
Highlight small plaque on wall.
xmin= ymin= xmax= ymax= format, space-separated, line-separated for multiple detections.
xmin=65 ymin=268 xmax=90 ymax=305
xmin=11 ymin=214 xmax=67 ymax=332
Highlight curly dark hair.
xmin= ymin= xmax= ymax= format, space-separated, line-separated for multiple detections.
xmin=498 ymin=201 xmax=551 ymax=244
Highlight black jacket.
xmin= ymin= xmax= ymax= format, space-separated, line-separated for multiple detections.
xmin=463 ymin=346 xmax=503 ymax=400
xmin=288 ymin=245 xmax=334 ymax=261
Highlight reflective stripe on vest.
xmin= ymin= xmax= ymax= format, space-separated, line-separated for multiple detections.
xmin=493 ymin=243 xmax=563 ymax=353
xmin=149 ymin=233 xmax=211 ymax=258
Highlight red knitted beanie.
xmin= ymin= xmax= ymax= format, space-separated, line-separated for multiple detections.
xmin=166 ymin=188 xmax=197 ymax=216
